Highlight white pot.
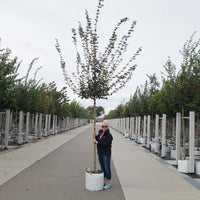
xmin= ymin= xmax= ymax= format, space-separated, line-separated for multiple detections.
xmin=171 ymin=150 xmax=176 ymax=159
xmin=140 ymin=137 xmax=144 ymax=144
xmin=85 ymin=171 xmax=104 ymax=191
xmin=171 ymin=149 xmax=184 ymax=159
xmin=124 ymin=132 xmax=129 ymax=138
xmin=196 ymin=161 xmax=200 ymax=175
xmin=195 ymin=150 xmax=200 ymax=159
xmin=150 ymin=143 xmax=156 ymax=152
xmin=132 ymin=134 xmax=136 ymax=140
xmin=165 ymin=146 xmax=171 ymax=153
xmin=178 ymin=160 xmax=189 ymax=173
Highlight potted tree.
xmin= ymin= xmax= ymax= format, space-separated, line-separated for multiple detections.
xmin=195 ymin=115 xmax=200 ymax=175
xmin=56 ymin=0 xmax=142 ymax=190
xmin=178 ymin=107 xmax=190 ymax=173
xmin=177 ymin=33 xmax=200 ymax=173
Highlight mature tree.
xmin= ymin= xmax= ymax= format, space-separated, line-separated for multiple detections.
xmin=0 ymin=43 xmax=20 ymax=109
xmin=87 ymin=106 xmax=105 ymax=117
xmin=146 ymin=73 xmax=160 ymax=116
xmin=104 ymin=109 xmax=117 ymax=119
xmin=154 ymin=57 xmax=178 ymax=117
xmin=115 ymin=104 xmax=125 ymax=118
xmin=130 ymin=87 xmax=142 ymax=116
xmin=86 ymin=106 xmax=94 ymax=115
xmin=138 ymin=81 xmax=149 ymax=116
xmin=177 ymin=32 xmax=200 ymax=158
xmin=106 ymin=103 xmax=124 ymax=119
xmin=161 ymin=57 xmax=177 ymax=81
xmin=96 ymin=106 xmax=105 ymax=117
xmin=13 ymin=79 xmax=43 ymax=113
xmin=13 ymin=58 xmax=72 ymax=118
xmin=147 ymin=73 xmax=160 ymax=96
xmin=67 ymin=100 xmax=84 ymax=118
xmin=56 ymin=0 xmax=142 ymax=171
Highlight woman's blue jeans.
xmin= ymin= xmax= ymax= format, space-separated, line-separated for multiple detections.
xmin=98 ymin=155 xmax=111 ymax=180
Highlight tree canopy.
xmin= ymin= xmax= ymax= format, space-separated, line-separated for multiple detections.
xmin=56 ymin=0 xmax=142 ymax=100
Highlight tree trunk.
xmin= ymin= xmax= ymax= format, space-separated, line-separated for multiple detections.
xmin=197 ymin=113 xmax=199 ymax=151
xmin=170 ymin=119 xmax=173 ymax=142
xmin=93 ymin=97 xmax=97 ymax=172
xmin=182 ymin=106 xmax=186 ymax=160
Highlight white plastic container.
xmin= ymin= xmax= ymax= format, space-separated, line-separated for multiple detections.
xmin=171 ymin=149 xmax=176 ymax=159
xmin=196 ymin=161 xmax=200 ymax=175
xmin=195 ymin=150 xmax=200 ymax=159
xmin=165 ymin=146 xmax=171 ymax=153
xmin=178 ymin=160 xmax=189 ymax=173
xmin=171 ymin=148 xmax=184 ymax=159
xmin=85 ymin=171 xmax=104 ymax=191
xmin=132 ymin=134 xmax=136 ymax=140
xmin=124 ymin=131 xmax=129 ymax=138
xmin=150 ymin=143 xmax=155 ymax=152
xmin=140 ymin=137 xmax=144 ymax=144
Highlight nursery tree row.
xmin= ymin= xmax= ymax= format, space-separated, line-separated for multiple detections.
xmin=0 ymin=42 xmax=90 ymax=119
xmin=105 ymin=32 xmax=200 ymax=119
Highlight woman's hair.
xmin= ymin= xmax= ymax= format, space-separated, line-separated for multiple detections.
xmin=102 ymin=121 xmax=109 ymax=127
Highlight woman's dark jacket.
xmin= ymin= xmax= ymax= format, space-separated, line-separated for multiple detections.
xmin=95 ymin=129 xmax=113 ymax=157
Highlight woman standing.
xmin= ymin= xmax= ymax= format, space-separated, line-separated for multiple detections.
xmin=94 ymin=121 xmax=113 ymax=190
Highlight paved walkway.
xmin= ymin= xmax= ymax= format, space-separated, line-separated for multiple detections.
xmin=112 ymin=128 xmax=200 ymax=200
xmin=0 ymin=124 xmax=124 ymax=200
xmin=0 ymin=123 xmax=200 ymax=200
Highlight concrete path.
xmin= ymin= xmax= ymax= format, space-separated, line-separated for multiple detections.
xmin=111 ymin=128 xmax=200 ymax=200
xmin=0 ymin=123 xmax=200 ymax=200
xmin=0 ymin=124 xmax=124 ymax=200
xmin=0 ymin=124 xmax=90 ymax=185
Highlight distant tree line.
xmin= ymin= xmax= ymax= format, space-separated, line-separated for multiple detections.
xmin=86 ymin=106 xmax=105 ymax=117
xmin=105 ymin=32 xmax=200 ymax=119
xmin=0 ymin=41 xmax=91 ymax=119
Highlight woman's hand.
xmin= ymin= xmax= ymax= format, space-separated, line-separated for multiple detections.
xmin=93 ymin=139 xmax=98 ymax=144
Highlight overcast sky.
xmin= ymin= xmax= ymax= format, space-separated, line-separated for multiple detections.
xmin=1 ymin=0 xmax=200 ymax=114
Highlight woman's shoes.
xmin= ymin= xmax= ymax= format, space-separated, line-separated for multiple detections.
xmin=103 ymin=183 xmax=111 ymax=190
